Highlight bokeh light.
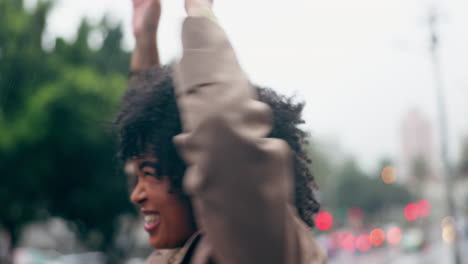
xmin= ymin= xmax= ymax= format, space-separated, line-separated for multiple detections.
xmin=315 ymin=212 xmax=333 ymax=231
xmin=369 ymin=228 xmax=385 ymax=247
xmin=356 ymin=234 xmax=371 ymax=252
xmin=387 ymin=227 xmax=402 ymax=245
xmin=124 ymin=161 xmax=136 ymax=176
xmin=329 ymin=232 xmax=340 ymax=249
xmin=342 ymin=235 xmax=356 ymax=253
xmin=338 ymin=231 xmax=352 ymax=246
xmin=441 ymin=216 xmax=455 ymax=228
xmin=442 ymin=225 xmax=456 ymax=243
xmin=381 ymin=166 xmax=397 ymax=184
xmin=404 ymin=203 xmax=418 ymax=221
xmin=416 ymin=199 xmax=431 ymax=218
xmin=441 ymin=216 xmax=457 ymax=244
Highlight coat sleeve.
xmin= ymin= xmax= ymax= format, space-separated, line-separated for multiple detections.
xmin=173 ymin=17 xmax=325 ymax=264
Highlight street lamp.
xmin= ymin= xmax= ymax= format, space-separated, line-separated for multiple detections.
xmin=427 ymin=7 xmax=462 ymax=264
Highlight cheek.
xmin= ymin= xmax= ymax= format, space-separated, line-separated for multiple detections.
xmin=161 ymin=196 xmax=195 ymax=243
xmin=163 ymin=196 xmax=191 ymax=225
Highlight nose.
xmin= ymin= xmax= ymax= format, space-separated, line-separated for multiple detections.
xmin=130 ymin=182 xmax=148 ymax=206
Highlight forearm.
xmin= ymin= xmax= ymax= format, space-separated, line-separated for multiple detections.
xmin=129 ymin=0 xmax=215 ymax=73
xmin=131 ymin=37 xmax=160 ymax=72
xmin=174 ymin=17 xmax=297 ymax=264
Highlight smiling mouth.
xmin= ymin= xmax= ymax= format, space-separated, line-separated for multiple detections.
xmin=144 ymin=213 xmax=161 ymax=232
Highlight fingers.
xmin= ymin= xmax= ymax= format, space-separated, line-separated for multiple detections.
xmin=132 ymin=0 xmax=143 ymax=6
xmin=132 ymin=0 xmax=161 ymax=39
xmin=185 ymin=0 xmax=214 ymax=16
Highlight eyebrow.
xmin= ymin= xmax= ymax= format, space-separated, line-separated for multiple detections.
xmin=139 ymin=161 xmax=159 ymax=171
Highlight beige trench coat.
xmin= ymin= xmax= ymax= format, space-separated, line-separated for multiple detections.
xmin=134 ymin=17 xmax=327 ymax=264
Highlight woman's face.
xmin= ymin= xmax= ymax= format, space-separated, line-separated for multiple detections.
xmin=127 ymin=155 xmax=196 ymax=249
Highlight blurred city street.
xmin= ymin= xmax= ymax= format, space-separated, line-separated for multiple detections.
xmin=329 ymin=239 xmax=468 ymax=264
xmin=1 ymin=0 xmax=468 ymax=263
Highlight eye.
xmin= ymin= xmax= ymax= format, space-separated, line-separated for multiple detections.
xmin=142 ymin=167 xmax=164 ymax=181
xmin=142 ymin=167 xmax=156 ymax=176
xmin=139 ymin=160 xmax=161 ymax=179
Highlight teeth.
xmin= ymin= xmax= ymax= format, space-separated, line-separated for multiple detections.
xmin=144 ymin=214 xmax=160 ymax=225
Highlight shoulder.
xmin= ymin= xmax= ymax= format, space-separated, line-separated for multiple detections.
xmin=289 ymin=206 xmax=328 ymax=264
xmin=145 ymin=249 xmax=176 ymax=264
xmin=145 ymin=232 xmax=203 ymax=264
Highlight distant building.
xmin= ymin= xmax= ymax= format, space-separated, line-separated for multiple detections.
xmin=399 ymin=109 xmax=447 ymax=219
xmin=400 ymin=109 xmax=438 ymax=184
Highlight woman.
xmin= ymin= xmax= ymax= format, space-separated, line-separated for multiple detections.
xmin=114 ymin=0 xmax=327 ymax=263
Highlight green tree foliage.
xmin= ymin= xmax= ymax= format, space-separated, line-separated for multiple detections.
xmin=335 ymin=160 xmax=413 ymax=216
xmin=307 ymin=139 xmax=343 ymax=206
xmin=0 ymin=0 xmax=133 ymax=251
xmin=308 ymin=141 xmax=413 ymax=225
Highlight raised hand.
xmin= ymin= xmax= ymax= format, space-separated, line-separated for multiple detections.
xmin=130 ymin=0 xmax=161 ymax=71
xmin=184 ymin=0 xmax=213 ymax=17
xmin=132 ymin=0 xmax=161 ymax=40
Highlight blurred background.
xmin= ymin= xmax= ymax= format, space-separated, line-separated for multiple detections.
xmin=0 ymin=0 xmax=467 ymax=263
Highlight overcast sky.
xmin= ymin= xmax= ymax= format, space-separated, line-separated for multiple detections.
xmin=34 ymin=0 xmax=468 ymax=171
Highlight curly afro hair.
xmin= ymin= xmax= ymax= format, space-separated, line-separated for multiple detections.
xmin=114 ymin=66 xmax=320 ymax=228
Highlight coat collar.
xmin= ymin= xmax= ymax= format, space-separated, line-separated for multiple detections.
xmin=145 ymin=231 xmax=202 ymax=264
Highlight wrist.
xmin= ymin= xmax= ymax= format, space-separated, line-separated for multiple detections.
xmin=131 ymin=40 xmax=159 ymax=71
xmin=135 ymin=34 xmax=157 ymax=49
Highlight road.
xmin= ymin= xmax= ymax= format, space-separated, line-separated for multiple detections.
xmin=329 ymin=240 xmax=467 ymax=264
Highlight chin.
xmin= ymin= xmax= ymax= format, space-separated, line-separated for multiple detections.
xmin=150 ymin=237 xmax=175 ymax=249
xmin=150 ymin=235 xmax=190 ymax=249
xmin=150 ymin=238 xmax=165 ymax=249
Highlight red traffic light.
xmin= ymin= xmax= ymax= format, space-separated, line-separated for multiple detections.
xmin=316 ymin=212 xmax=333 ymax=231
